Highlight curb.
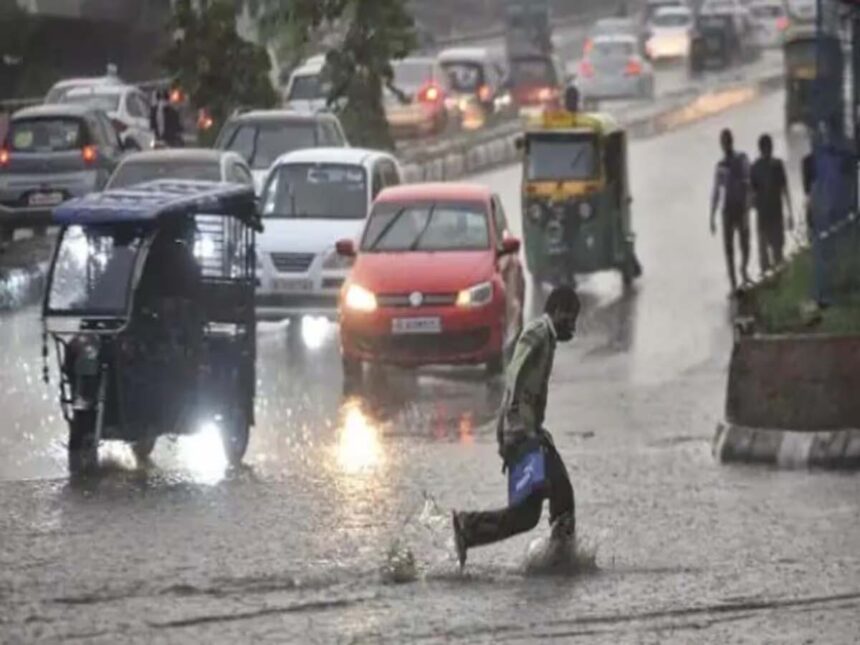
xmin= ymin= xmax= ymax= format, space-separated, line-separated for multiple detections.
xmin=714 ymin=422 xmax=860 ymax=469
xmin=399 ymin=70 xmax=784 ymax=183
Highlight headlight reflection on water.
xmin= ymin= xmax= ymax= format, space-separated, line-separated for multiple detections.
xmin=177 ymin=422 xmax=228 ymax=485
xmin=335 ymin=401 xmax=383 ymax=475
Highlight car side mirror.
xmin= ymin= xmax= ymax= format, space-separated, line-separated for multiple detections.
xmin=499 ymin=237 xmax=521 ymax=256
xmin=336 ymin=238 xmax=356 ymax=257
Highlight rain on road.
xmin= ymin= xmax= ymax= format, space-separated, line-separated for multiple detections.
xmin=1 ymin=91 xmax=859 ymax=643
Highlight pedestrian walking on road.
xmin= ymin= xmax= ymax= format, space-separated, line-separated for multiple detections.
xmin=452 ymin=286 xmax=579 ymax=569
xmin=150 ymin=89 xmax=183 ymax=148
xmin=750 ymin=134 xmax=794 ymax=274
xmin=710 ymin=128 xmax=751 ymax=294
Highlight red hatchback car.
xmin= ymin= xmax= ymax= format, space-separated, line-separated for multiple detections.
xmin=336 ymin=183 xmax=525 ymax=379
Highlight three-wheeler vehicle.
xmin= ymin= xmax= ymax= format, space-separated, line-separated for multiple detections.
xmin=518 ymin=108 xmax=641 ymax=286
xmin=783 ymin=26 xmax=844 ymax=131
xmin=42 ymin=180 xmax=261 ymax=473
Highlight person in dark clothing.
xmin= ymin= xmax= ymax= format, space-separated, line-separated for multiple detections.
xmin=750 ymin=134 xmax=794 ymax=274
xmin=150 ymin=89 xmax=184 ymax=148
xmin=801 ymin=149 xmax=816 ymax=237
xmin=710 ymin=128 xmax=751 ymax=293
xmin=451 ymin=287 xmax=580 ymax=570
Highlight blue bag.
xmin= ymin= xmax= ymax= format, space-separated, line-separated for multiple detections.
xmin=507 ymin=446 xmax=547 ymax=506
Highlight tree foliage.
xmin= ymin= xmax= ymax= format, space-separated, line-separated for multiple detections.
xmin=243 ymin=0 xmax=416 ymax=149
xmin=162 ymin=0 xmax=277 ymax=142
xmin=0 ymin=0 xmax=48 ymax=99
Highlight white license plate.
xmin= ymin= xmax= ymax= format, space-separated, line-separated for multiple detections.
xmin=392 ymin=317 xmax=441 ymax=335
xmin=273 ymin=277 xmax=312 ymax=293
xmin=28 ymin=191 xmax=63 ymax=207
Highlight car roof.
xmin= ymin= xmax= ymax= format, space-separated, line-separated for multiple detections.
xmin=13 ymin=103 xmax=98 ymax=119
xmin=393 ymin=57 xmax=436 ymax=66
xmin=49 ymin=76 xmax=122 ymax=90
xmin=437 ymin=47 xmax=491 ymax=63
xmin=229 ymin=109 xmax=333 ymax=123
xmin=593 ymin=34 xmax=638 ymax=45
xmin=654 ymin=6 xmax=691 ymax=14
xmin=64 ymin=84 xmax=136 ymax=97
xmin=118 ymin=149 xmax=239 ymax=164
xmin=376 ymin=183 xmax=490 ymax=204
xmin=292 ymin=55 xmax=327 ymax=75
xmin=271 ymin=147 xmax=391 ymax=168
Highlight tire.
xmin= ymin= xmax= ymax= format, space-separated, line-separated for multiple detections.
xmin=621 ymin=248 xmax=643 ymax=287
xmin=68 ymin=410 xmax=98 ymax=474
xmin=131 ymin=437 xmax=156 ymax=463
xmin=221 ymin=406 xmax=250 ymax=466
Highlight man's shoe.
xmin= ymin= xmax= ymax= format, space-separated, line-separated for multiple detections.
xmin=550 ymin=512 xmax=575 ymax=542
xmin=452 ymin=511 xmax=468 ymax=570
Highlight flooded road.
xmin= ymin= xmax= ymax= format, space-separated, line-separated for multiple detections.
xmin=2 ymin=92 xmax=859 ymax=643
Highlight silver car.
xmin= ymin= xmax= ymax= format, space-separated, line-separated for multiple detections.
xmin=577 ymin=35 xmax=655 ymax=102
xmin=105 ymin=149 xmax=253 ymax=190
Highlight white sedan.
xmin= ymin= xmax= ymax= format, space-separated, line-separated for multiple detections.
xmin=646 ymin=6 xmax=694 ymax=60
xmin=60 ymin=85 xmax=155 ymax=151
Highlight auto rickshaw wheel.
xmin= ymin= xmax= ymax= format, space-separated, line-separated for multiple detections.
xmin=131 ymin=437 xmax=157 ymax=463
xmin=621 ymin=249 xmax=643 ymax=287
xmin=221 ymin=406 xmax=250 ymax=466
xmin=342 ymin=356 xmax=364 ymax=391
xmin=68 ymin=410 xmax=98 ymax=474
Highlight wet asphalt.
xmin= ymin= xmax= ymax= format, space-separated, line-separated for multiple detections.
xmin=1 ymin=91 xmax=859 ymax=643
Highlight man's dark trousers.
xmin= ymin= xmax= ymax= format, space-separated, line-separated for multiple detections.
xmin=459 ymin=438 xmax=574 ymax=548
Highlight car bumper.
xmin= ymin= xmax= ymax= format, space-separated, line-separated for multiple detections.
xmin=580 ymin=77 xmax=646 ymax=99
xmin=255 ymin=286 xmax=343 ymax=320
xmin=0 ymin=170 xmax=99 ymax=205
xmin=340 ymin=304 xmax=503 ymax=367
xmin=648 ymin=37 xmax=690 ymax=59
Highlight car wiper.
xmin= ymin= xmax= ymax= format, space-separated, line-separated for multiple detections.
xmin=569 ymin=147 xmax=587 ymax=172
xmin=408 ymin=205 xmax=437 ymax=251
xmin=366 ymin=207 xmax=408 ymax=251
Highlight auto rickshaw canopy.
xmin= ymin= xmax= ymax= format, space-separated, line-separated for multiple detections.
xmin=53 ymin=180 xmax=261 ymax=230
xmin=524 ymin=108 xmax=621 ymax=137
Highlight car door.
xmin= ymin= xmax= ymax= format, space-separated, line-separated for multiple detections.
xmin=124 ymin=91 xmax=153 ymax=148
xmin=86 ymin=112 xmax=122 ymax=185
xmin=491 ymin=194 xmax=524 ymax=343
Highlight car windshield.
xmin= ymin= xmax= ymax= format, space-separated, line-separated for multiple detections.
xmin=7 ymin=118 xmax=84 ymax=152
xmin=262 ymin=163 xmax=367 ymax=219
xmin=751 ymin=5 xmax=784 ymax=18
xmin=392 ymin=61 xmax=434 ymax=92
xmin=106 ymin=160 xmax=222 ymax=189
xmin=47 ymin=224 xmax=148 ymax=316
xmin=61 ymin=93 xmax=121 ymax=112
xmin=526 ymin=134 xmax=599 ymax=181
xmin=653 ymin=12 xmax=691 ymax=27
xmin=362 ymin=202 xmax=489 ymax=252
xmin=224 ymin=122 xmax=318 ymax=170
xmin=289 ymin=74 xmax=330 ymax=101
xmin=646 ymin=2 xmax=682 ymax=21
xmin=508 ymin=57 xmax=557 ymax=86
xmin=442 ymin=62 xmax=485 ymax=92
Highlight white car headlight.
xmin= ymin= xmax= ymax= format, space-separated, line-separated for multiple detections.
xmin=344 ymin=284 xmax=377 ymax=312
xmin=578 ymin=202 xmax=593 ymax=219
xmin=456 ymin=281 xmax=493 ymax=308
xmin=322 ymin=247 xmax=354 ymax=270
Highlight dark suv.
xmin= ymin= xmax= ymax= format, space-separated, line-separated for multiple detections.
xmin=214 ymin=110 xmax=348 ymax=193
xmin=0 ymin=104 xmax=124 ymax=239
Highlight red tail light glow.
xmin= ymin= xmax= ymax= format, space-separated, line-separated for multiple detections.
xmin=0 ymin=148 xmax=9 ymax=167
xmin=478 ymin=84 xmax=492 ymax=102
xmin=81 ymin=145 xmax=98 ymax=164
xmin=583 ymin=38 xmax=594 ymax=55
xmin=197 ymin=109 xmax=214 ymax=131
xmin=579 ymin=60 xmax=595 ymax=78
xmin=625 ymin=59 xmax=643 ymax=76
xmin=170 ymin=88 xmax=184 ymax=104
xmin=537 ymin=87 xmax=558 ymax=102
xmin=776 ymin=16 xmax=790 ymax=31
xmin=420 ymin=84 xmax=442 ymax=103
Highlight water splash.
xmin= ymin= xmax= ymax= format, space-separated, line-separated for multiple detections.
xmin=522 ymin=532 xmax=599 ymax=576
xmin=380 ymin=493 xmax=453 ymax=585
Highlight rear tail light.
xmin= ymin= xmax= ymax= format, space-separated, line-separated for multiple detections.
xmin=170 ymin=88 xmax=184 ymax=104
xmin=583 ymin=38 xmax=593 ymax=55
xmin=110 ymin=118 xmax=128 ymax=133
xmin=625 ymin=59 xmax=643 ymax=76
xmin=537 ymin=87 xmax=558 ymax=102
xmin=419 ymin=84 xmax=442 ymax=103
xmin=776 ymin=16 xmax=789 ymax=31
xmin=197 ymin=108 xmax=214 ymax=131
xmin=478 ymin=84 xmax=492 ymax=102
xmin=579 ymin=60 xmax=595 ymax=78
xmin=81 ymin=145 xmax=98 ymax=164
xmin=0 ymin=148 xmax=9 ymax=168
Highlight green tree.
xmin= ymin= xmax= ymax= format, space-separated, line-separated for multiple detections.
xmin=243 ymin=0 xmax=416 ymax=150
xmin=162 ymin=0 xmax=277 ymax=144
xmin=0 ymin=0 xmax=51 ymax=99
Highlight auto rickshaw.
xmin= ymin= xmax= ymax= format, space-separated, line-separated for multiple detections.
xmin=783 ymin=26 xmax=844 ymax=130
xmin=42 ymin=181 xmax=261 ymax=473
xmin=518 ymin=104 xmax=641 ymax=286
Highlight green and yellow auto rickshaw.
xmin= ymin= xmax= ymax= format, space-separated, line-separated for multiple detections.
xmin=518 ymin=108 xmax=641 ymax=286
xmin=783 ymin=26 xmax=843 ymax=130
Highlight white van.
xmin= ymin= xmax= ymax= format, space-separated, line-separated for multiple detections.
xmin=283 ymin=55 xmax=330 ymax=112
xmin=255 ymin=147 xmax=403 ymax=322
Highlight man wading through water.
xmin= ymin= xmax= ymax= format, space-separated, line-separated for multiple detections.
xmin=710 ymin=128 xmax=752 ymax=294
xmin=452 ymin=286 xmax=579 ymax=569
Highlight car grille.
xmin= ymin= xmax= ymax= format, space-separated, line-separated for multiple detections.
xmin=270 ymin=252 xmax=314 ymax=273
xmin=377 ymin=293 xmax=458 ymax=308
xmin=352 ymin=328 xmax=490 ymax=360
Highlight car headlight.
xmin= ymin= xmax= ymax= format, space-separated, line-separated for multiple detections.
xmin=578 ymin=202 xmax=593 ymax=219
xmin=456 ymin=281 xmax=493 ymax=308
xmin=528 ymin=202 xmax=544 ymax=222
xmin=322 ymin=247 xmax=354 ymax=270
xmin=344 ymin=284 xmax=377 ymax=312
